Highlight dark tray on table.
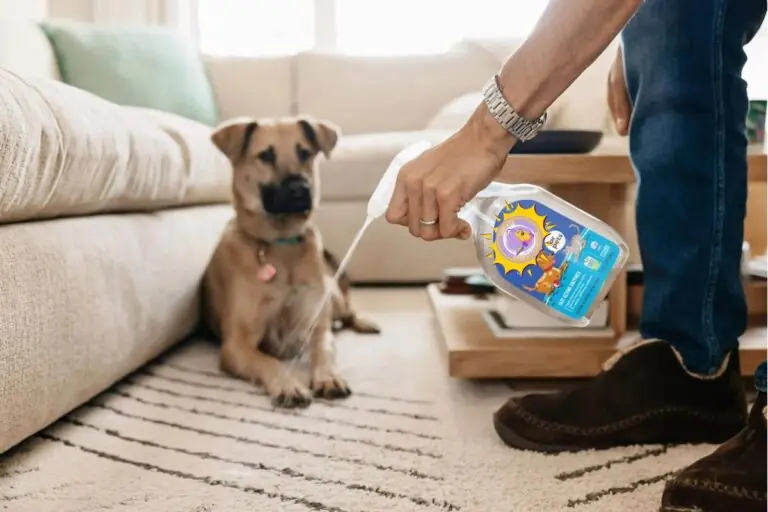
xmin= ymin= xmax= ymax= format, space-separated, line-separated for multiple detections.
xmin=509 ymin=130 xmax=603 ymax=155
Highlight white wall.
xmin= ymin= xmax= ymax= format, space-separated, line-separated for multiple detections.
xmin=47 ymin=0 xmax=92 ymax=20
xmin=46 ymin=0 xmax=184 ymax=25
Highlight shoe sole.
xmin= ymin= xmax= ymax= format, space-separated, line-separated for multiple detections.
xmin=492 ymin=412 xmax=587 ymax=453
xmin=493 ymin=410 xmax=746 ymax=454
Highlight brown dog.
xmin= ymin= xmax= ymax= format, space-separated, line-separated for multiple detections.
xmin=203 ymin=116 xmax=379 ymax=408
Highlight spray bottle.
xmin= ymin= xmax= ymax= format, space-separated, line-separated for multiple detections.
xmin=366 ymin=141 xmax=630 ymax=327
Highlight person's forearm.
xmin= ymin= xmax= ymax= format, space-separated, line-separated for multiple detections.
xmin=470 ymin=0 xmax=642 ymax=151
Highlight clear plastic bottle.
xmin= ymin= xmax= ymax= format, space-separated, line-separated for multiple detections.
xmin=367 ymin=141 xmax=631 ymax=327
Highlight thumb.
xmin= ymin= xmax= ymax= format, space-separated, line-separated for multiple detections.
xmin=384 ymin=178 xmax=408 ymax=224
xmin=607 ymin=49 xmax=631 ymax=136
xmin=611 ymin=88 xmax=631 ymax=135
xmin=455 ymin=220 xmax=472 ymax=240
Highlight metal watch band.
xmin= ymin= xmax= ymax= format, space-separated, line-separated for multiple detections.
xmin=482 ymin=75 xmax=547 ymax=142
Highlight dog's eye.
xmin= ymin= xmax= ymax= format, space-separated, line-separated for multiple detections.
xmin=296 ymin=144 xmax=312 ymax=163
xmin=256 ymin=147 xmax=276 ymax=165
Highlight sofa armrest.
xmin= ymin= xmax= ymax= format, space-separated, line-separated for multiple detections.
xmin=203 ymin=55 xmax=295 ymax=122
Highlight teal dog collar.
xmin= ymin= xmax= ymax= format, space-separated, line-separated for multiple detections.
xmin=271 ymin=234 xmax=305 ymax=246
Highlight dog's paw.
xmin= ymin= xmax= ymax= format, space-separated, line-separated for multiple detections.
xmin=311 ymin=370 xmax=352 ymax=400
xmin=350 ymin=316 xmax=381 ymax=335
xmin=268 ymin=379 xmax=312 ymax=409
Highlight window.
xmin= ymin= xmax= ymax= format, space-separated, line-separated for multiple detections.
xmin=333 ymin=0 xmax=547 ymax=56
xmin=194 ymin=0 xmax=765 ymax=97
xmin=195 ymin=0 xmax=548 ymax=57
xmin=197 ymin=0 xmax=316 ymax=56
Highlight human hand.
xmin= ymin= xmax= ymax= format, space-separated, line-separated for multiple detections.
xmin=384 ymin=106 xmax=515 ymax=241
xmin=607 ymin=46 xmax=632 ymax=136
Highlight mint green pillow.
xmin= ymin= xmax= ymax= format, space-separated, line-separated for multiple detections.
xmin=40 ymin=21 xmax=219 ymax=126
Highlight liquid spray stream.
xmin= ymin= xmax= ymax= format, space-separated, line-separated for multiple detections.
xmin=287 ymin=214 xmax=375 ymax=354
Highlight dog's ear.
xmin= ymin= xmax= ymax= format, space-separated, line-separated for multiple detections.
xmin=211 ymin=118 xmax=259 ymax=163
xmin=297 ymin=118 xmax=341 ymax=158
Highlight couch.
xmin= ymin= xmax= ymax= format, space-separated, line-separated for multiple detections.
xmin=0 ymin=19 xmax=619 ymax=454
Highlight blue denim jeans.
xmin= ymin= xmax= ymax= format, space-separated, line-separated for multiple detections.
xmin=622 ymin=0 xmax=766 ymax=387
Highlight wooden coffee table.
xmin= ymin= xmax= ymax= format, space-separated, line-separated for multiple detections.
xmin=427 ymin=147 xmax=767 ymax=379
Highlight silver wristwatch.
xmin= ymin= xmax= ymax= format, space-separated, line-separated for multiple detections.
xmin=482 ymin=75 xmax=547 ymax=141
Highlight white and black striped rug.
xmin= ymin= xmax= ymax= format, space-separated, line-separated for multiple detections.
xmin=0 ymin=305 xmax=720 ymax=511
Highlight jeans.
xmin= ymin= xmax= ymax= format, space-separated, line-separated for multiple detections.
xmin=622 ymin=0 xmax=766 ymax=387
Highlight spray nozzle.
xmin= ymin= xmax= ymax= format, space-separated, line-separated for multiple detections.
xmin=366 ymin=141 xmax=433 ymax=220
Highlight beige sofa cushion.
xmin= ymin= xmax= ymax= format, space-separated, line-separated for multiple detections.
xmin=318 ymin=129 xmax=453 ymax=201
xmin=0 ymin=205 xmax=233 ymax=454
xmin=295 ymin=48 xmax=498 ymax=135
xmin=203 ymin=55 xmax=295 ymax=121
xmin=314 ymin=201 xmax=477 ymax=281
xmin=123 ymin=107 xmax=233 ymax=204
xmin=0 ymin=69 xmax=231 ymax=224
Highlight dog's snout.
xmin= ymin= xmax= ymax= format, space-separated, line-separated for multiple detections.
xmin=284 ymin=175 xmax=310 ymax=196
xmin=260 ymin=174 xmax=313 ymax=215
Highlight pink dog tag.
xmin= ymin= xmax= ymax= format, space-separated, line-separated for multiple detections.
xmin=257 ymin=263 xmax=277 ymax=282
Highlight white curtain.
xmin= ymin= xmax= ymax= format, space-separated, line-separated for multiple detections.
xmin=91 ymin=0 xmax=168 ymax=24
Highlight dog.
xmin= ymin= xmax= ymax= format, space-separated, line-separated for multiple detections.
xmin=202 ymin=116 xmax=380 ymax=409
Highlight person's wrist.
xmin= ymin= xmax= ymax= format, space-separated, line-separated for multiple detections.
xmin=465 ymin=103 xmax=518 ymax=159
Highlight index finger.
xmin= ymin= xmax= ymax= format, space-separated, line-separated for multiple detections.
xmin=437 ymin=182 xmax=463 ymax=238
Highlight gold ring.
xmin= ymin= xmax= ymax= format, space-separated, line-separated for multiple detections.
xmin=419 ymin=218 xmax=438 ymax=226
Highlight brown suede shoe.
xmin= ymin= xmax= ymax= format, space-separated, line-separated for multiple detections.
xmin=660 ymin=392 xmax=767 ymax=512
xmin=493 ymin=340 xmax=748 ymax=453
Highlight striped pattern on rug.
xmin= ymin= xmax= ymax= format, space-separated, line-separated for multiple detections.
xmin=0 ymin=309 xmax=725 ymax=512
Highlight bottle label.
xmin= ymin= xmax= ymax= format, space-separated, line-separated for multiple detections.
xmin=484 ymin=199 xmax=620 ymax=320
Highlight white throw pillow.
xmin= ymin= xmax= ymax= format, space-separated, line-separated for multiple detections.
xmin=426 ymin=91 xmax=564 ymax=132
xmin=443 ymin=36 xmax=618 ymax=134
xmin=425 ymin=92 xmax=484 ymax=131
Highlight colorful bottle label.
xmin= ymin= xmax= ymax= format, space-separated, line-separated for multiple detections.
xmin=483 ymin=199 xmax=620 ymax=320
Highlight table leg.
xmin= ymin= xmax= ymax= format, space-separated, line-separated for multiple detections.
xmin=607 ymin=184 xmax=629 ymax=337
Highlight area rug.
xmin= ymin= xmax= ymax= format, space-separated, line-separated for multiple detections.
xmin=0 ymin=308 xmax=725 ymax=512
